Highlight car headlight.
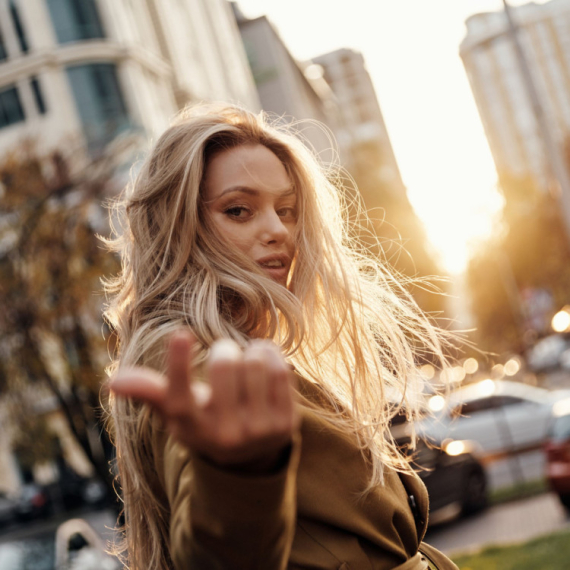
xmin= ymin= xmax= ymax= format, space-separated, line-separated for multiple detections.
xmin=443 ymin=439 xmax=481 ymax=456
xmin=444 ymin=440 xmax=468 ymax=456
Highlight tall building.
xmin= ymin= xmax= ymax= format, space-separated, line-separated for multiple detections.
xmin=460 ymin=0 xmax=570 ymax=189
xmin=0 ymin=0 xmax=259 ymax=156
xmin=312 ymin=48 xmax=444 ymax=315
xmin=312 ymin=48 xmax=405 ymax=194
xmin=0 ymin=0 xmax=261 ymax=495
xmin=232 ymin=5 xmax=339 ymax=159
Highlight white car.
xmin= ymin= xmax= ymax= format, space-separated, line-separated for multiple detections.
xmin=419 ymin=379 xmax=570 ymax=458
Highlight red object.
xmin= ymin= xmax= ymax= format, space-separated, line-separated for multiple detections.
xmin=545 ymin=438 xmax=570 ymax=495
xmin=31 ymin=492 xmax=46 ymax=508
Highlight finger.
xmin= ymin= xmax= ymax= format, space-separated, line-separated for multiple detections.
xmin=243 ymin=342 xmax=271 ymax=413
xmin=251 ymin=342 xmax=292 ymax=406
xmin=207 ymin=339 xmax=242 ymax=414
xmin=110 ymin=367 xmax=167 ymax=411
xmin=166 ymin=330 xmax=196 ymax=414
xmin=262 ymin=346 xmax=297 ymax=425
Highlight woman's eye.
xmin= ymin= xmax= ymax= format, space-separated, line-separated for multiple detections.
xmin=277 ymin=207 xmax=297 ymax=220
xmin=224 ymin=206 xmax=251 ymax=219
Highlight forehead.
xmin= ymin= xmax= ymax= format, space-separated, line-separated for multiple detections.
xmin=203 ymin=144 xmax=292 ymax=199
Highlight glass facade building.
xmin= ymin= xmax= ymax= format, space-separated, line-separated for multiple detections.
xmin=0 ymin=86 xmax=25 ymax=130
xmin=47 ymin=0 xmax=105 ymax=44
xmin=9 ymin=0 xmax=29 ymax=53
xmin=66 ymin=63 xmax=129 ymax=147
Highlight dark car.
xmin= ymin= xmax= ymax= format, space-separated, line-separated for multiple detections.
xmin=391 ymin=418 xmax=487 ymax=524
xmin=0 ymin=491 xmax=17 ymax=527
xmin=544 ymin=406 xmax=570 ymax=510
xmin=415 ymin=437 xmax=487 ymax=521
xmin=14 ymin=484 xmax=50 ymax=521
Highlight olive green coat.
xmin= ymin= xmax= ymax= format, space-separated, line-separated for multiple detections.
xmin=150 ymin=375 xmax=459 ymax=570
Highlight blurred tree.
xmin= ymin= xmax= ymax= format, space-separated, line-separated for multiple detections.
xmin=0 ymin=139 xmax=135 ymax=503
xmin=466 ymin=172 xmax=570 ymax=355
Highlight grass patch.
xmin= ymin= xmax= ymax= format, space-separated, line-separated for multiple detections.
xmin=489 ymin=478 xmax=548 ymax=506
xmin=452 ymin=529 xmax=570 ymax=570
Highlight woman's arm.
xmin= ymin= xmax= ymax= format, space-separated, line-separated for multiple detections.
xmin=110 ymin=330 xmax=301 ymax=569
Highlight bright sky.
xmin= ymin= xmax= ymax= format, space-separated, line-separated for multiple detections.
xmin=236 ymin=0 xmax=550 ymax=275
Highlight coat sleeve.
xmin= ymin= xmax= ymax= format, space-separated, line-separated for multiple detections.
xmin=152 ymin=425 xmax=301 ymax=570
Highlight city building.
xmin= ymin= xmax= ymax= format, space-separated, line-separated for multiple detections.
xmin=0 ymin=0 xmax=260 ymax=156
xmin=232 ymin=4 xmax=340 ymax=161
xmin=312 ymin=48 xmax=406 ymax=195
xmin=312 ymin=48 xmax=445 ymax=315
xmin=0 ymin=0 xmax=261 ymax=495
xmin=460 ymin=0 xmax=570 ymax=190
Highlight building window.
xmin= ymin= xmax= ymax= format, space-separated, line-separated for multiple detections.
xmin=0 ymin=86 xmax=25 ymax=129
xmin=31 ymin=77 xmax=47 ymax=115
xmin=0 ymin=29 xmax=7 ymax=61
xmin=9 ymin=0 xmax=29 ymax=53
xmin=47 ymin=0 xmax=105 ymax=44
xmin=66 ymin=63 xmax=129 ymax=148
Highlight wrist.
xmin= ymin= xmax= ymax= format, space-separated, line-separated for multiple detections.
xmin=200 ymin=444 xmax=292 ymax=475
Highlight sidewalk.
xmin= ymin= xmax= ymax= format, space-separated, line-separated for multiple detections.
xmin=424 ymin=492 xmax=570 ymax=556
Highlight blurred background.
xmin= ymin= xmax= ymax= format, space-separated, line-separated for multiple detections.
xmin=1 ymin=0 xmax=570 ymax=568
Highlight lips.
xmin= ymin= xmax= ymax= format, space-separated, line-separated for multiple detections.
xmin=256 ymin=254 xmax=292 ymax=283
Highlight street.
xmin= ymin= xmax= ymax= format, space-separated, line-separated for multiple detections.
xmin=425 ymin=491 xmax=570 ymax=557
xmin=0 ymin=508 xmax=118 ymax=570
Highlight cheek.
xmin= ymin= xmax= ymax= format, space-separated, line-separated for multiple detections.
xmin=210 ymin=215 xmax=254 ymax=254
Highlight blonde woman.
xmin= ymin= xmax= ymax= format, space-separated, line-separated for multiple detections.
xmin=105 ymin=103 xmax=458 ymax=570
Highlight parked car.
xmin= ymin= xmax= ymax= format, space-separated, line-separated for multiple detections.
xmin=0 ymin=491 xmax=17 ymax=527
xmin=47 ymin=473 xmax=109 ymax=511
xmin=527 ymin=334 xmax=570 ymax=372
xmin=391 ymin=418 xmax=487 ymax=523
xmin=419 ymin=380 xmax=570 ymax=458
xmin=15 ymin=484 xmax=50 ymax=521
xmin=544 ymin=400 xmax=570 ymax=511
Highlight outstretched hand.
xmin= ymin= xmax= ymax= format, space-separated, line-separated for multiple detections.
xmin=110 ymin=330 xmax=299 ymax=471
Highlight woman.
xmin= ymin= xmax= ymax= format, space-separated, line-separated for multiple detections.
xmin=105 ymin=103 xmax=457 ymax=570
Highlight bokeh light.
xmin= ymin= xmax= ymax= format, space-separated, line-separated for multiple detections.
xmin=476 ymin=379 xmax=496 ymax=397
xmin=428 ymin=395 xmax=446 ymax=413
xmin=491 ymin=363 xmax=505 ymax=378
xmin=420 ymin=364 xmax=435 ymax=380
xmin=504 ymin=358 xmax=521 ymax=377
xmin=463 ymin=357 xmax=479 ymax=375
xmin=552 ymin=309 xmax=570 ymax=333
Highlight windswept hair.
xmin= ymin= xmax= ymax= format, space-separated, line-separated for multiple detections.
xmin=104 ymin=102 xmax=449 ymax=570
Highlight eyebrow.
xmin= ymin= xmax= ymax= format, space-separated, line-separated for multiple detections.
xmin=212 ymin=185 xmax=296 ymax=201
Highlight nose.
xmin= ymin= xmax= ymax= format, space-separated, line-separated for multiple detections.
xmin=259 ymin=209 xmax=290 ymax=245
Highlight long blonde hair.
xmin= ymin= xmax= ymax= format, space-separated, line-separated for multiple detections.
xmin=104 ymin=102 xmax=448 ymax=570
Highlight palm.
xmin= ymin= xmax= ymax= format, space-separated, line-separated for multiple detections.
xmin=111 ymin=331 xmax=299 ymax=470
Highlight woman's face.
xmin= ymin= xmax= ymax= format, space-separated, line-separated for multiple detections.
xmin=203 ymin=144 xmax=297 ymax=286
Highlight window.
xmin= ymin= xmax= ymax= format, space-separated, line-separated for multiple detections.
xmin=0 ymin=29 xmax=7 ymax=61
xmin=9 ymin=0 xmax=29 ymax=53
xmin=30 ymin=77 xmax=47 ymax=114
xmin=47 ymin=0 xmax=105 ymax=44
xmin=0 ymin=86 xmax=25 ymax=129
xmin=66 ymin=63 xmax=129 ymax=148
xmin=495 ymin=396 xmax=526 ymax=408
xmin=453 ymin=397 xmax=498 ymax=417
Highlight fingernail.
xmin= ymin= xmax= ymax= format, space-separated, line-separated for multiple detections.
xmin=210 ymin=339 xmax=242 ymax=360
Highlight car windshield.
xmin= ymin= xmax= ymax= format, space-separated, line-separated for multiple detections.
xmin=550 ymin=415 xmax=570 ymax=442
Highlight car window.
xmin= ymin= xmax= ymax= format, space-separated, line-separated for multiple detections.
xmin=454 ymin=396 xmax=497 ymax=417
xmin=496 ymin=396 xmax=526 ymax=408
xmin=550 ymin=415 xmax=570 ymax=442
